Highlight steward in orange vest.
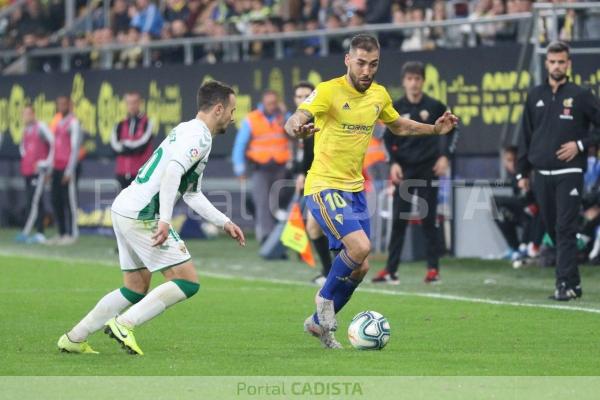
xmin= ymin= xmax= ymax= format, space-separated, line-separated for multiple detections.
xmin=232 ymin=90 xmax=291 ymax=243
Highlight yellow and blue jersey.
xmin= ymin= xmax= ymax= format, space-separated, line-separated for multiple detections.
xmin=298 ymin=75 xmax=399 ymax=195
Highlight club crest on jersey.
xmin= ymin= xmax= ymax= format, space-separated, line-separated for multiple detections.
xmin=374 ymin=104 xmax=381 ymax=115
xmin=342 ymin=102 xmax=351 ymax=110
xmin=560 ymin=108 xmax=573 ymax=120
xmin=189 ymin=148 xmax=200 ymax=160
xmin=563 ymin=97 xmax=573 ymax=108
xmin=179 ymin=243 xmax=188 ymax=254
xmin=419 ymin=109 xmax=430 ymax=121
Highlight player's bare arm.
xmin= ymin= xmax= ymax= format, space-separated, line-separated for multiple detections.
xmin=284 ymin=109 xmax=320 ymax=139
xmin=386 ymin=111 xmax=458 ymax=136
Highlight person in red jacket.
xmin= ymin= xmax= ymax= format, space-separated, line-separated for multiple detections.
xmin=16 ymin=104 xmax=54 ymax=244
xmin=110 ymin=91 xmax=154 ymax=189
xmin=50 ymin=96 xmax=81 ymax=245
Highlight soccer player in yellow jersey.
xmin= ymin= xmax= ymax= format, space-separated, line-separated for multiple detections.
xmin=284 ymin=34 xmax=458 ymax=348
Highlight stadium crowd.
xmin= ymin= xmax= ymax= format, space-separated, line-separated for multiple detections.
xmin=2 ymin=0 xmax=598 ymax=71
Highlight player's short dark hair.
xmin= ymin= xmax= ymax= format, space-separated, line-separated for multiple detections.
xmin=196 ymin=80 xmax=235 ymax=112
xmin=349 ymin=34 xmax=380 ymax=53
xmin=546 ymin=40 xmax=570 ymax=59
xmin=293 ymin=81 xmax=315 ymax=93
xmin=503 ymin=145 xmax=518 ymax=155
xmin=401 ymin=61 xmax=426 ymax=80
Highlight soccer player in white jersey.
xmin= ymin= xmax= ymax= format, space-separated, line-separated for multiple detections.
xmin=58 ymin=81 xmax=245 ymax=355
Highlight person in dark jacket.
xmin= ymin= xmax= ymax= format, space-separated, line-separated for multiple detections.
xmin=517 ymin=41 xmax=600 ymax=301
xmin=372 ymin=61 xmax=459 ymax=284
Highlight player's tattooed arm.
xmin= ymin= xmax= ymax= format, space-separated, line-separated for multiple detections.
xmin=284 ymin=109 xmax=319 ymax=139
xmin=387 ymin=111 xmax=458 ymax=136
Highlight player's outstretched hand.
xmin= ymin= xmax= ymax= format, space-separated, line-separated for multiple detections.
xmin=152 ymin=220 xmax=170 ymax=247
xmin=224 ymin=221 xmax=246 ymax=247
xmin=293 ymin=122 xmax=320 ymax=139
xmin=433 ymin=111 xmax=459 ymax=135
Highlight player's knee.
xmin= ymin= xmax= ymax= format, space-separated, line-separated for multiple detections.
xmin=172 ymin=279 xmax=200 ymax=298
xmin=348 ymin=241 xmax=371 ymax=263
xmin=120 ymin=286 xmax=146 ymax=304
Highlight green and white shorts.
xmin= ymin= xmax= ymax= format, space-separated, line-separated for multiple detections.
xmin=111 ymin=211 xmax=191 ymax=273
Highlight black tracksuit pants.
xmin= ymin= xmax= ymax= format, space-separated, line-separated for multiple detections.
xmin=533 ymin=171 xmax=583 ymax=288
xmin=493 ymin=196 xmax=544 ymax=250
xmin=51 ymin=168 xmax=79 ymax=237
xmin=386 ymin=161 xmax=440 ymax=273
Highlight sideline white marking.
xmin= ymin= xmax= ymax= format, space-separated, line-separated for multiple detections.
xmin=2 ymin=251 xmax=599 ymax=315
xmin=200 ymin=270 xmax=600 ymax=315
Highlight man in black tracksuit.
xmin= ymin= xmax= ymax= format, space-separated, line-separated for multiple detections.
xmin=372 ymin=61 xmax=459 ymax=284
xmin=517 ymin=41 xmax=600 ymax=301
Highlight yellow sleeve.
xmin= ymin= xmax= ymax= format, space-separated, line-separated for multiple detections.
xmin=378 ymin=88 xmax=400 ymax=124
xmin=298 ymin=82 xmax=331 ymax=117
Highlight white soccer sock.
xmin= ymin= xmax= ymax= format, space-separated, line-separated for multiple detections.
xmin=117 ymin=281 xmax=186 ymax=328
xmin=68 ymin=289 xmax=132 ymax=342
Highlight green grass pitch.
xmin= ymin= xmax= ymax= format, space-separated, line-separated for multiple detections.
xmin=1 ymin=229 xmax=600 ymax=376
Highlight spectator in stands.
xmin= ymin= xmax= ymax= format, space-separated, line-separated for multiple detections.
xmin=201 ymin=20 xmax=227 ymax=63
xmin=302 ymin=18 xmax=321 ymax=56
xmin=50 ymin=96 xmax=81 ymax=245
xmin=130 ymin=0 xmax=164 ymax=40
xmin=347 ymin=9 xmax=366 ymax=27
xmin=282 ymin=19 xmax=303 ymax=57
xmin=365 ymin=0 xmax=392 ymax=24
xmin=385 ymin=5 xmax=406 ymax=50
xmin=232 ymin=89 xmax=291 ymax=243
xmin=16 ymin=0 xmax=50 ymax=40
xmin=114 ymin=28 xmax=142 ymax=68
xmin=64 ymin=33 xmax=92 ymax=70
xmin=474 ymin=0 xmax=508 ymax=46
xmin=90 ymin=28 xmax=113 ymax=69
xmin=110 ymin=91 xmax=154 ymax=189
xmin=111 ymin=0 xmax=131 ymax=40
xmin=16 ymin=104 xmax=54 ymax=244
xmin=401 ymin=7 xmax=429 ymax=51
xmin=325 ymin=14 xmax=345 ymax=54
xmin=164 ymin=0 xmax=190 ymax=25
xmin=428 ymin=0 xmax=461 ymax=48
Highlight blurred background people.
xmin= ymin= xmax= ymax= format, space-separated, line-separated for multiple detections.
xmin=110 ymin=91 xmax=154 ymax=190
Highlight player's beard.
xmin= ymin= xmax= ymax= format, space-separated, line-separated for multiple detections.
xmin=550 ymin=70 xmax=567 ymax=82
xmin=349 ymin=71 xmax=373 ymax=92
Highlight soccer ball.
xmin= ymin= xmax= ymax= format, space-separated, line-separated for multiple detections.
xmin=347 ymin=310 xmax=390 ymax=350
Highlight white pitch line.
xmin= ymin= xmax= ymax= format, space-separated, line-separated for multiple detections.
xmin=2 ymin=251 xmax=600 ymax=315
xmin=200 ymin=270 xmax=600 ymax=315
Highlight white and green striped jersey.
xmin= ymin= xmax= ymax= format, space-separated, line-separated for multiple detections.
xmin=112 ymin=118 xmax=212 ymax=221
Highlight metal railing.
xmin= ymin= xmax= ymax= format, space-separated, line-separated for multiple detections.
xmin=2 ymin=2 xmax=600 ymax=74
xmin=4 ymin=11 xmax=537 ymax=73
xmin=531 ymin=2 xmax=600 ymax=85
